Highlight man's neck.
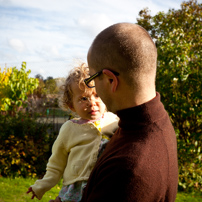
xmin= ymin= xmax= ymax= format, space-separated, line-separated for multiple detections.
xmin=116 ymin=89 xmax=156 ymax=111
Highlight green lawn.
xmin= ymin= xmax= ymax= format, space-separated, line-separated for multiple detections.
xmin=176 ymin=192 xmax=202 ymax=202
xmin=0 ymin=177 xmax=201 ymax=202
xmin=0 ymin=177 xmax=61 ymax=202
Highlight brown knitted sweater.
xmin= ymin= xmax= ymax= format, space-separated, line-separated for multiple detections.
xmin=81 ymin=93 xmax=178 ymax=202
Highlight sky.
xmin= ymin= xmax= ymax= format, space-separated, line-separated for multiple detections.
xmin=0 ymin=0 xmax=199 ymax=79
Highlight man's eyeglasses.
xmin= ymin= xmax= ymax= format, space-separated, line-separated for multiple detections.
xmin=84 ymin=69 xmax=119 ymax=88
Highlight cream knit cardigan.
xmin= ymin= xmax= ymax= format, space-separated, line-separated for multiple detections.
xmin=31 ymin=112 xmax=119 ymax=199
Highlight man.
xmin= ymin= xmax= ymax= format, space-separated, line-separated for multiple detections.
xmin=81 ymin=23 xmax=178 ymax=202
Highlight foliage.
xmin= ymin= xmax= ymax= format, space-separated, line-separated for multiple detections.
xmin=45 ymin=76 xmax=54 ymax=82
xmin=0 ymin=67 xmax=12 ymax=111
xmin=0 ymin=62 xmax=39 ymax=113
xmin=137 ymin=0 xmax=202 ymax=192
xmin=33 ymin=77 xmax=46 ymax=98
xmin=0 ymin=67 xmax=12 ymax=85
xmin=0 ymin=113 xmax=58 ymax=178
xmin=45 ymin=78 xmax=59 ymax=94
xmin=35 ymin=73 xmax=44 ymax=80
xmin=33 ymin=76 xmax=59 ymax=98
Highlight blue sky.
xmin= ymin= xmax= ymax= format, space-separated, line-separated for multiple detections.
xmin=0 ymin=0 xmax=198 ymax=78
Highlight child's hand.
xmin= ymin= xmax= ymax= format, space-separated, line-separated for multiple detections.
xmin=27 ymin=187 xmax=37 ymax=199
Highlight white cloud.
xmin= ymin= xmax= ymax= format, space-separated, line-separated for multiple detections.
xmin=50 ymin=46 xmax=59 ymax=57
xmin=2 ymin=0 xmax=101 ymax=11
xmin=77 ymin=13 xmax=114 ymax=37
xmin=8 ymin=38 xmax=25 ymax=52
xmin=0 ymin=0 xmax=189 ymax=78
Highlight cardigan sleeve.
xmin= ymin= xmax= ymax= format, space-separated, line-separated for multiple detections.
xmin=101 ymin=112 xmax=119 ymax=137
xmin=31 ymin=122 xmax=71 ymax=200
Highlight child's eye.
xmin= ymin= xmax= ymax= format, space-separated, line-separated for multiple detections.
xmin=80 ymin=97 xmax=88 ymax=101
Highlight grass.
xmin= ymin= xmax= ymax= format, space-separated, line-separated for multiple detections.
xmin=175 ymin=192 xmax=202 ymax=202
xmin=0 ymin=177 xmax=62 ymax=202
xmin=0 ymin=177 xmax=202 ymax=202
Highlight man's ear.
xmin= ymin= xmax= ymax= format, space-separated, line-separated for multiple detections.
xmin=102 ymin=69 xmax=118 ymax=92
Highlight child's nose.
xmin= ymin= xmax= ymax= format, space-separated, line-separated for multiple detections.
xmin=88 ymin=96 xmax=97 ymax=106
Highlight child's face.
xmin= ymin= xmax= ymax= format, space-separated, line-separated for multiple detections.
xmin=70 ymin=82 xmax=106 ymax=120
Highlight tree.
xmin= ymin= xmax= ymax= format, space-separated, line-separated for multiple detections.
xmin=34 ymin=76 xmax=46 ymax=98
xmin=44 ymin=76 xmax=54 ymax=82
xmin=137 ymin=0 xmax=202 ymax=191
xmin=0 ymin=62 xmax=39 ymax=114
xmin=45 ymin=78 xmax=58 ymax=94
xmin=0 ymin=67 xmax=12 ymax=111
xmin=35 ymin=74 xmax=44 ymax=81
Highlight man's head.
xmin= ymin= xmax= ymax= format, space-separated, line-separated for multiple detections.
xmin=87 ymin=23 xmax=157 ymax=112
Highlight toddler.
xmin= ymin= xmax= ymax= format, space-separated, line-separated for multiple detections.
xmin=27 ymin=63 xmax=118 ymax=202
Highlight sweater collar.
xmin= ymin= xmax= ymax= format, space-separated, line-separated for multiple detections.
xmin=117 ymin=92 xmax=165 ymax=129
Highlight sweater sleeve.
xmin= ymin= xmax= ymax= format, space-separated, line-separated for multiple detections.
xmin=31 ymin=122 xmax=70 ymax=200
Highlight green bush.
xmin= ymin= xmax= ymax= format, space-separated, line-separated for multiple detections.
xmin=0 ymin=112 xmax=57 ymax=178
xmin=0 ymin=62 xmax=38 ymax=113
xmin=178 ymin=137 xmax=202 ymax=192
xmin=137 ymin=0 xmax=202 ymax=192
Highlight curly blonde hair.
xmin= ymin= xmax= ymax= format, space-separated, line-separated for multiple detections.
xmin=59 ymin=63 xmax=95 ymax=111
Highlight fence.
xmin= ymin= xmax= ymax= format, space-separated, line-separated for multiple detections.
xmin=39 ymin=108 xmax=71 ymax=133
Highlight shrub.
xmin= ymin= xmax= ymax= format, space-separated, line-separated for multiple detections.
xmin=0 ymin=62 xmax=38 ymax=113
xmin=0 ymin=112 xmax=58 ymax=178
xmin=137 ymin=0 xmax=202 ymax=192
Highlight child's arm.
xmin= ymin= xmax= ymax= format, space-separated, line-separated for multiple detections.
xmin=28 ymin=122 xmax=71 ymax=200
xmin=101 ymin=112 xmax=119 ymax=137
xmin=26 ymin=187 xmax=38 ymax=199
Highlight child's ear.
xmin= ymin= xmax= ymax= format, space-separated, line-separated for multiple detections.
xmin=102 ymin=69 xmax=118 ymax=92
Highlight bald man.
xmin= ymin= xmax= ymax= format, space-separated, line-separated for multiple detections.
xmin=81 ymin=23 xmax=178 ymax=202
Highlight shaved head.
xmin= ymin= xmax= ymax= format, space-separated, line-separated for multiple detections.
xmin=88 ymin=23 xmax=157 ymax=90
